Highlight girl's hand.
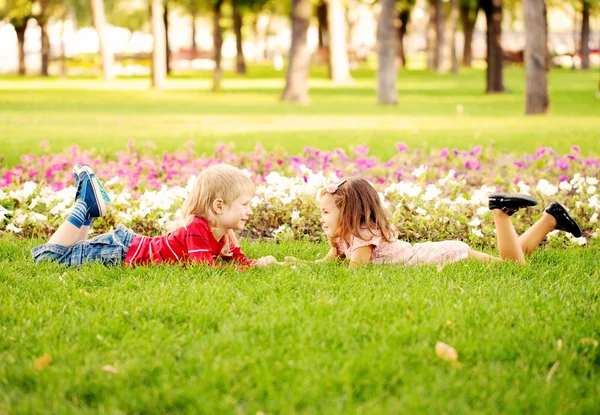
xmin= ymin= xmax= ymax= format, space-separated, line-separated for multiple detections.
xmin=256 ymin=255 xmax=284 ymax=266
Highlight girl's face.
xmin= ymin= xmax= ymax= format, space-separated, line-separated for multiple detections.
xmin=319 ymin=194 xmax=341 ymax=239
xmin=216 ymin=194 xmax=254 ymax=232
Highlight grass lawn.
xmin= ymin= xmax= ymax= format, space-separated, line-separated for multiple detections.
xmin=1 ymin=238 xmax=599 ymax=414
xmin=1 ymin=67 xmax=599 ymax=413
xmin=1 ymin=66 xmax=599 ymax=168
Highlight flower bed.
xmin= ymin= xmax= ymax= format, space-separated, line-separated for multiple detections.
xmin=1 ymin=141 xmax=598 ymax=247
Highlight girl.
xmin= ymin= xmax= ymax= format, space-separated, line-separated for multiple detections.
xmin=293 ymin=177 xmax=582 ymax=267
xmin=31 ymin=164 xmax=281 ymax=268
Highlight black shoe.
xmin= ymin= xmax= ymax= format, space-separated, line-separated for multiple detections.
xmin=545 ymin=201 xmax=582 ymax=237
xmin=489 ymin=192 xmax=538 ymax=216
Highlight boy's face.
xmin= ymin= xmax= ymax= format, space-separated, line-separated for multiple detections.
xmin=319 ymin=193 xmax=340 ymax=239
xmin=218 ymin=194 xmax=254 ymax=231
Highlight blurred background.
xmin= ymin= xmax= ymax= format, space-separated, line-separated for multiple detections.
xmin=0 ymin=0 xmax=598 ymax=84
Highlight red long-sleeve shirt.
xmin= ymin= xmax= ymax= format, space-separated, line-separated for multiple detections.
xmin=124 ymin=216 xmax=256 ymax=267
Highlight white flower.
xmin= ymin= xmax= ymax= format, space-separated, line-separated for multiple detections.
xmin=0 ymin=205 xmax=12 ymax=221
xmin=590 ymin=213 xmax=598 ymax=223
xmin=6 ymin=223 xmax=21 ymax=233
xmin=476 ymin=206 xmax=488 ymax=216
xmin=421 ymin=184 xmax=441 ymax=202
xmin=272 ymin=224 xmax=288 ymax=236
xmin=412 ymin=165 xmax=427 ymax=178
xmin=559 ymin=181 xmax=572 ymax=192
xmin=589 ymin=195 xmax=600 ymax=210
xmin=586 ymin=177 xmax=599 ymax=185
xmin=468 ymin=218 xmax=481 ymax=227
xmin=587 ymin=185 xmax=597 ymax=195
xmin=291 ymin=210 xmax=300 ymax=221
xmin=517 ymin=181 xmax=531 ymax=194
xmin=571 ymin=236 xmax=587 ymax=246
xmin=536 ymin=179 xmax=558 ymax=197
xmin=104 ymin=176 xmax=121 ymax=187
xmin=415 ymin=207 xmax=428 ymax=216
xmin=471 ymin=228 xmax=484 ymax=238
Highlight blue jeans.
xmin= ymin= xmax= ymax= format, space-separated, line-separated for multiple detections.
xmin=31 ymin=224 xmax=137 ymax=267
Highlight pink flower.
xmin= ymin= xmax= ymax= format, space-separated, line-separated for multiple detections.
xmin=395 ymin=142 xmax=408 ymax=152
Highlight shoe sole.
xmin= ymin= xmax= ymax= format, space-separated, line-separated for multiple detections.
xmin=489 ymin=192 xmax=538 ymax=206
xmin=81 ymin=166 xmax=109 ymax=217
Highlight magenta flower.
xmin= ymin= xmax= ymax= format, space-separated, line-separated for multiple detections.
xmin=395 ymin=142 xmax=408 ymax=152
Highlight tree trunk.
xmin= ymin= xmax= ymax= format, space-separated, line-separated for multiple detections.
xmin=212 ymin=0 xmax=224 ymax=92
xmin=377 ymin=0 xmax=398 ymax=105
xmin=233 ymin=2 xmax=247 ymax=74
xmin=580 ymin=0 xmax=590 ymax=70
xmin=450 ymin=0 xmax=459 ymax=73
xmin=523 ymin=0 xmax=549 ymax=114
xmin=427 ymin=0 xmax=437 ymax=70
xmin=14 ymin=22 xmax=27 ymax=75
xmin=327 ymin=0 xmax=352 ymax=84
xmin=151 ymin=0 xmax=167 ymax=89
xmin=40 ymin=22 xmax=50 ymax=76
xmin=397 ymin=9 xmax=410 ymax=68
xmin=317 ymin=1 xmax=327 ymax=48
xmin=60 ymin=17 xmax=68 ymax=78
xmin=90 ymin=0 xmax=115 ymax=81
xmin=164 ymin=0 xmax=171 ymax=75
xmin=281 ymin=0 xmax=311 ymax=104
xmin=460 ymin=4 xmax=477 ymax=67
xmin=435 ymin=0 xmax=446 ymax=73
xmin=481 ymin=0 xmax=504 ymax=93
xmin=191 ymin=14 xmax=197 ymax=53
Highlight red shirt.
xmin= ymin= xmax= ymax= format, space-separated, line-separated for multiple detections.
xmin=124 ymin=216 xmax=256 ymax=267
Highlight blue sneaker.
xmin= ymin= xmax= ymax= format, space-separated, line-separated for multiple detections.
xmin=73 ymin=165 xmax=110 ymax=218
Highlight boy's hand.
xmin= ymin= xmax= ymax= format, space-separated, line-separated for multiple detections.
xmin=256 ymin=255 xmax=284 ymax=266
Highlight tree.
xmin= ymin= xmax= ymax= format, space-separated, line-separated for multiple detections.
xmin=396 ymin=8 xmax=410 ymax=68
xmin=377 ymin=0 xmax=397 ymax=104
xmin=281 ymin=0 xmax=311 ymax=103
xmin=480 ymin=0 xmax=504 ymax=92
xmin=164 ymin=0 xmax=171 ymax=74
xmin=90 ymin=0 xmax=115 ymax=81
xmin=426 ymin=0 xmax=445 ymax=72
xmin=459 ymin=0 xmax=478 ymax=67
xmin=580 ymin=0 xmax=590 ymax=69
xmin=1 ymin=0 xmax=33 ymax=75
xmin=523 ymin=0 xmax=549 ymax=113
xmin=212 ymin=0 xmax=223 ymax=91
xmin=327 ymin=0 xmax=351 ymax=83
xmin=232 ymin=0 xmax=246 ymax=73
xmin=450 ymin=0 xmax=459 ymax=73
xmin=151 ymin=0 xmax=167 ymax=88
xmin=32 ymin=0 xmax=53 ymax=76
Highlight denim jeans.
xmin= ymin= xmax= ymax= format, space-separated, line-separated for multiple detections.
xmin=31 ymin=224 xmax=137 ymax=267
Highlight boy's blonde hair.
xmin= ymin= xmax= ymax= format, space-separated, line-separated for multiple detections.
xmin=178 ymin=164 xmax=255 ymax=256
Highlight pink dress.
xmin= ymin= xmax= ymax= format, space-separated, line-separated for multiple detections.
xmin=335 ymin=231 xmax=471 ymax=267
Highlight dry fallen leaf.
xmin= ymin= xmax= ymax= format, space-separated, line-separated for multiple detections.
xmin=580 ymin=338 xmax=599 ymax=348
xmin=102 ymin=365 xmax=118 ymax=374
xmin=34 ymin=353 xmax=52 ymax=370
xmin=557 ymin=339 xmax=563 ymax=351
xmin=435 ymin=342 xmax=459 ymax=362
xmin=446 ymin=320 xmax=454 ymax=329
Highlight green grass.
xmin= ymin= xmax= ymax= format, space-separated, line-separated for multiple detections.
xmin=1 ymin=66 xmax=599 ymax=168
xmin=2 ymin=67 xmax=599 ymax=413
xmin=1 ymin=238 xmax=599 ymax=414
